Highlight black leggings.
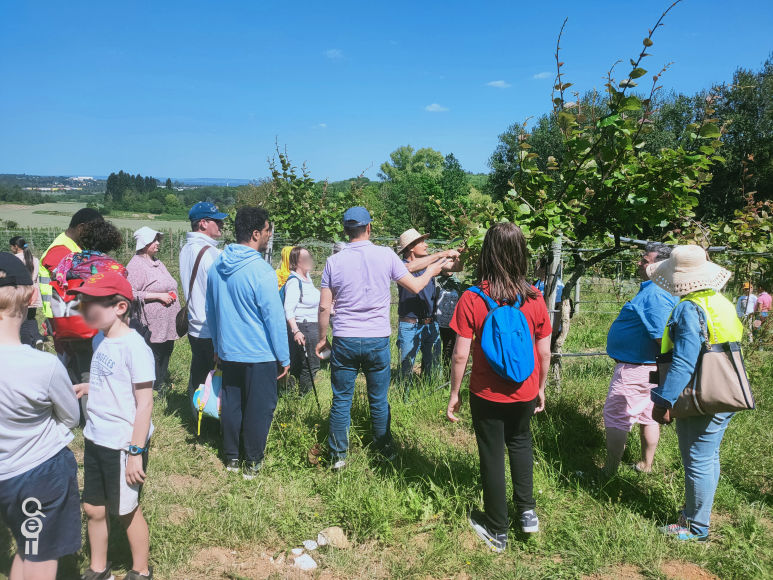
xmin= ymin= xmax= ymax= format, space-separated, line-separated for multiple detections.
xmin=470 ymin=393 xmax=537 ymax=533
xmin=150 ymin=340 xmax=175 ymax=389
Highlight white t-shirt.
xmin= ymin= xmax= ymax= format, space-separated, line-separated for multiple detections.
xmin=0 ymin=345 xmax=79 ymax=481
xmin=84 ymin=330 xmax=156 ymax=450
xmin=284 ymin=273 xmax=321 ymax=323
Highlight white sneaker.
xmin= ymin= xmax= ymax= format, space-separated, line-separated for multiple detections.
xmin=520 ymin=509 xmax=539 ymax=533
xmin=332 ymin=459 xmax=346 ymax=471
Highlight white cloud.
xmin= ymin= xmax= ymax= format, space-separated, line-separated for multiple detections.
xmin=324 ymin=48 xmax=344 ymax=60
xmin=486 ymin=80 xmax=511 ymax=88
xmin=533 ymin=71 xmax=552 ymax=79
xmin=314 ymin=123 xmax=327 ymax=129
xmin=425 ymin=103 xmax=449 ymax=113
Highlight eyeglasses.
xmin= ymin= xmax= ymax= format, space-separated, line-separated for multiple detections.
xmin=205 ymin=218 xmax=224 ymax=227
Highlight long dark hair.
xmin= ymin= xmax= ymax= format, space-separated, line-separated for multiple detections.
xmin=9 ymin=236 xmax=34 ymax=274
xmin=478 ymin=222 xmax=539 ymax=303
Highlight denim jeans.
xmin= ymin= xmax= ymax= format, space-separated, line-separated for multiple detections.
xmin=328 ymin=337 xmax=392 ymax=460
xmin=675 ymin=412 xmax=734 ymax=537
xmin=396 ymin=321 xmax=440 ymax=381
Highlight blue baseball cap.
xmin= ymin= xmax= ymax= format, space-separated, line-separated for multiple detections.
xmin=189 ymin=201 xmax=228 ymax=221
xmin=343 ymin=206 xmax=372 ymax=227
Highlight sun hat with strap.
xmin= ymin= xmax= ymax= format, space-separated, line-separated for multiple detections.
xmin=646 ymin=244 xmax=731 ymax=297
xmin=396 ymin=228 xmax=430 ymax=254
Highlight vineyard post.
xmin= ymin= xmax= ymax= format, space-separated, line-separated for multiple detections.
xmin=546 ymin=235 xmax=563 ymax=329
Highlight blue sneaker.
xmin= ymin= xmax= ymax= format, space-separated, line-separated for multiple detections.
xmin=468 ymin=513 xmax=507 ymax=553
xmin=658 ymin=523 xmax=708 ymax=542
xmin=520 ymin=509 xmax=539 ymax=533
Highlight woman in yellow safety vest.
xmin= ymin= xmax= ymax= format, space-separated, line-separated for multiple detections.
xmin=648 ymin=245 xmax=742 ymax=542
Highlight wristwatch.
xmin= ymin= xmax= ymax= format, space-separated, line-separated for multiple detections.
xmin=128 ymin=445 xmax=146 ymax=456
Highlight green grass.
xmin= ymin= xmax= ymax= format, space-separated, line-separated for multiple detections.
xmin=1 ymin=287 xmax=771 ymax=579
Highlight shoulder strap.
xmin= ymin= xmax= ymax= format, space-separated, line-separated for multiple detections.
xmin=189 ymin=245 xmax=210 ymax=298
xmin=467 ymin=286 xmax=498 ymax=311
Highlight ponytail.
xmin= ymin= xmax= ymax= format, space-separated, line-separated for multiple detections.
xmin=15 ymin=238 xmax=34 ymax=274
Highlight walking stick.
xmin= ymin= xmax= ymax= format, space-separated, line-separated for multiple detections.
xmin=304 ymin=348 xmax=322 ymax=413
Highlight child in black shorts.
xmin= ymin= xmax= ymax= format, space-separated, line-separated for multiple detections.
xmin=0 ymin=252 xmax=82 ymax=579
xmin=70 ymin=271 xmax=156 ymax=580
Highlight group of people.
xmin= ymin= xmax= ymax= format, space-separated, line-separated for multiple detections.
xmin=0 ymin=200 xmax=763 ymax=577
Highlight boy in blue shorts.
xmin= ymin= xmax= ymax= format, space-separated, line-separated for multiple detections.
xmin=71 ymin=271 xmax=156 ymax=580
xmin=0 ymin=252 xmax=82 ymax=579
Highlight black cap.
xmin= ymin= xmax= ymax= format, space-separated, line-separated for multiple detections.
xmin=0 ymin=252 xmax=33 ymax=287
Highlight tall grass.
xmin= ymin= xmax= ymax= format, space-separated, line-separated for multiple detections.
xmin=1 ymin=286 xmax=771 ymax=579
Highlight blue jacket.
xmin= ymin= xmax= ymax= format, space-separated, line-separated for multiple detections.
xmin=650 ymin=301 xmax=703 ymax=408
xmin=205 ymin=244 xmax=290 ymax=366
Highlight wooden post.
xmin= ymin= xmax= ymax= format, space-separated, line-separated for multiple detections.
xmin=546 ymin=235 xmax=562 ymax=329
xmin=574 ymin=276 xmax=581 ymax=314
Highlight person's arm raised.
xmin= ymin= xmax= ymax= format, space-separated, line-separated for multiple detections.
xmin=405 ymin=249 xmax=457 ymax=273
xmin=397 ymin=258 xmax=448 ymax=294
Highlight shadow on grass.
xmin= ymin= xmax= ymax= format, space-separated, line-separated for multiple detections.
xmin=162 ymin=386 xmax=224 ymax=459
xmin=534 ymin=394 xmax=679 ymax=522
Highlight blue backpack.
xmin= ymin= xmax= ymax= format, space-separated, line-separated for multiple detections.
xmin=279 ymin=273 xmax=303 ymax=304
xmin=467 ymin=286 xmax=535 ymax=384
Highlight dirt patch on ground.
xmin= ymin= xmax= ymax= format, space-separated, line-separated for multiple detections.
xmin=661 ymin=560 xmax=719 ymax=580
xmin=167 ymin=504 xmax=194 ymax=525
xmin=585 ymin=564 xmax=645 ymax=579
xmin=178 ymin=545 xmax=316 ymax=579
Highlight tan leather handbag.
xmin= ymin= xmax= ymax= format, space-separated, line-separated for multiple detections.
xmin=653 ymin=303 xmax=755 ymax=418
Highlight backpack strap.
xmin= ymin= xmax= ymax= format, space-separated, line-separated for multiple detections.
xmin=467 ymin=286 xmax=498 ymax=311
xmin=467 ymin=286 xmax=523 ymax=310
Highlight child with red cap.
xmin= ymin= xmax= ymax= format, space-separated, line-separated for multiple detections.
xmin=70 ymin=271 xmax=156 ymax=580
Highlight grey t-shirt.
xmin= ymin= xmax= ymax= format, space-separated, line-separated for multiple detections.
xmin=0 ymin=345 xmax=79 ymax=481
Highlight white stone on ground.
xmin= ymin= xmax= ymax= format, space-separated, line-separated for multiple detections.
xmin=291 ymin=548 xmax=304 ymax=556
xmin=303 ymin=540 xmax=318 ymax=551
xmin=294 ymin=553 xmax=318 ymax=571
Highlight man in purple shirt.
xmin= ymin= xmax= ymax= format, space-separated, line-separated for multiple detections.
xmin=316 ymin=207 xmax=446 ymax=469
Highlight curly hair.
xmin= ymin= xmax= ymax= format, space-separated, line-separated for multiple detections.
xmin=79 ymin=220 xmax=124 ymax=253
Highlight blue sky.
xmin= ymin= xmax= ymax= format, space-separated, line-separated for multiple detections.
xmin=1 ymin=0 xmax=771 ymax=181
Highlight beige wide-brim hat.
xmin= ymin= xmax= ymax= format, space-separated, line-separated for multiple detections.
xmin=396 ymin=228 xmax=429 ymax=254
xmin=133 ymin=226 xmax=163 ymax=251
xmin=646 ymin=244 xmax=731 ymax=296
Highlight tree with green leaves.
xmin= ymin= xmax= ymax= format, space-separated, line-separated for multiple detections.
xmin=469 ymin=1 xmax=725 ymax=368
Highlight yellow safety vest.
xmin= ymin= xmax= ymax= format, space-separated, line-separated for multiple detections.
xmin=661 ymin=289 xmax=743 ymax=353
xmin=39 ymin=232 xmax=80 ymax=318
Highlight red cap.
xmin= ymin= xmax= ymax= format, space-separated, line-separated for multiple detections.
xmin=68 ymin=271 xmax=134 ymax=301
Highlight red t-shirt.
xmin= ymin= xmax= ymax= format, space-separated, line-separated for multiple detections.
xmin=450 ymin=281 xmax=552 ymax=403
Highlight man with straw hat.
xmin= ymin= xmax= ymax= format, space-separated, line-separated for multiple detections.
xmin=395 ymin=228 xmax=461 ymax=386
xmin=647 ymin=244 xmax=742 ymax=542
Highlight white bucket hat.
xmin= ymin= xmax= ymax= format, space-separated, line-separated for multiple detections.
xmin=133 ymin=226 xmax=162 ymax=252
xmin=646 ymin=244 xmax=731 ymax=297
xmin=396 ymin=228 xmax=429 ymax=254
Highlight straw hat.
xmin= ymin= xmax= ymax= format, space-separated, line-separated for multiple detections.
xmin=396 ymin=228 xmax=429 ymax=254
xmin=646 ymin=244 xmax=731 ymax=296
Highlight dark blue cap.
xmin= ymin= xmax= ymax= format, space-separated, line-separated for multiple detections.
xmin=0 ymin=252 xmax=33 ymax=287
xmin=189 ymin=201 xmax=228 ymax=221
xmin=343 ymin=206 xmax=372 ymax=227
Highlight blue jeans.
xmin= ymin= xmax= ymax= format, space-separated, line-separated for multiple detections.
xmin=396 ymin=321 xmax=440 ymax=381
xmin=328 ymin=337 xmax=392 ymax=460
xmin=675 ymin=412 xmax=734 ymax=537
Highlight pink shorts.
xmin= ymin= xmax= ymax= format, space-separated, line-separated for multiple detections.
xmin=603 ymin=363 xmax=658 ymax=431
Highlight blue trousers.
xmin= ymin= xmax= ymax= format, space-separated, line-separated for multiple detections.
xmin=328 ymin=337 xmax=392 ymax=460
xmin=396 ymin=321 xmax=440 ymax=381
xmin=675 ymin=412 xmax=733 ymax=537
xmin=220 ymin=360 xmax=278 ymax=464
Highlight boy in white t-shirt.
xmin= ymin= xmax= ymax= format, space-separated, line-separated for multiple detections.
xmin=0 ymin=252 xmax=81 ymax=580
xmin=70 ymin=271 xmax=156 ymax=580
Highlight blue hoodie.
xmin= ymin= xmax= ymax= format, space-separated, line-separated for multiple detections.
xmin=205 ymin=244 xmax=290 ymax=366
